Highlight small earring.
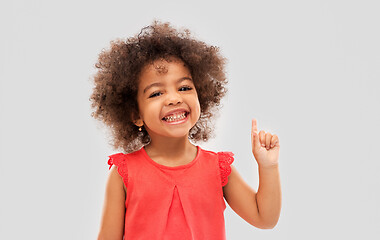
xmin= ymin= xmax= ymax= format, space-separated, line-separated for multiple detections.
xmin=138 ymin=126 xmax=142 ymax=132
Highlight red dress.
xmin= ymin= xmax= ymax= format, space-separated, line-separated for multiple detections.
xmin=107 ymin=146 xmax=234 ymax=240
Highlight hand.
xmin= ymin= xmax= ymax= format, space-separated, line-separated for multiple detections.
xmin=251 ymin=118 xmax=280 ymax=167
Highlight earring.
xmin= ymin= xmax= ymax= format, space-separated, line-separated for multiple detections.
xmin=138 ymin=126 xmax=142 ymax=132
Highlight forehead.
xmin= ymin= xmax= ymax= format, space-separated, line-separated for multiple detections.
xmin=138 ymin=58 xmax=191 ymax=85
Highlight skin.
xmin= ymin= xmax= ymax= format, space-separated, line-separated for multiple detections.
xmin=133 ymin=58 xmax=201 ymax=166
xmin=222 ymin=119 xmax=281 ymax=229
xmin=97 ymin=59 xmax=281 ymax=239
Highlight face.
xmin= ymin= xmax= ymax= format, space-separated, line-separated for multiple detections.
xmin=135 ymin=58 xmax=201 ymax=140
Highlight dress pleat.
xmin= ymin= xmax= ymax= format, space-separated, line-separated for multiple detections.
xmin=164 ymin=186 xmax=192 ymax=239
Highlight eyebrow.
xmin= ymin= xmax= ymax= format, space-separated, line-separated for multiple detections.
xmin=143 ymin=77 xmax=193 ymax=93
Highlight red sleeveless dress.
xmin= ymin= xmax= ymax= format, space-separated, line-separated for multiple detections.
xmin=107 ymin=146 xmax=234 ymax=240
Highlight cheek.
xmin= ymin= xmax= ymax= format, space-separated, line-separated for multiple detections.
xmin=192 ymin=97 xmax=201 ymax=118
xmin=136 ymin=98 xmax=152 ymax=121
xmin=138 ymin=100 xmax=160 ymax=120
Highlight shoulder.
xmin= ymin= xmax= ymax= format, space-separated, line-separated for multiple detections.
xmin=199 ymin=148 xmax=217 ymax=156
xmin=107 ymin=150 xmax=143 ymax=191
xmin=199 ymin=148 xmax=234 ymax=158
xmin=200 ymin=148 xmax=234 ymax=162
xmin=198 ymin=147 xmax=234 ymax=165
xmin=200 ymin=147 xmax=235 ymax=186
xmin=108 ymin=148 xmax=143 ymax=166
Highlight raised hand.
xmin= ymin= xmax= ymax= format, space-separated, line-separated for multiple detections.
xmin=251 ymin=118 xmax=280 ymax=167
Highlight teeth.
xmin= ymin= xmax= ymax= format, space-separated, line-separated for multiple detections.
xmin=164 ymin=112 xmax=187 ymax=122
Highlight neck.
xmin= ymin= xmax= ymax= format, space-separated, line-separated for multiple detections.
xmin=144 ymin=135 xmax=196 ymax=161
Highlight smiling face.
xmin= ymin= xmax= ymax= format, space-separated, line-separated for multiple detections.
xmin=134 ymin=58 xmax=201 ymax=141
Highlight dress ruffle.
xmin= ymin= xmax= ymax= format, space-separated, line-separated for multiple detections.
xmin=108 ymin=153 xmax=128 ymax=187
xmin=217 ymin=152 xmax=234 ymax=187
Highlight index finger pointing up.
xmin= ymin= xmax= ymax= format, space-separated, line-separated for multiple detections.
xmin=251 ymin=118 xmax=260 ymax=151
xmin=252 ymin=118 xmax=258 ymax=135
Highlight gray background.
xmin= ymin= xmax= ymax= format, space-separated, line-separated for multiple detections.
xmin=1 ymin=0 xmax=379 ymax=239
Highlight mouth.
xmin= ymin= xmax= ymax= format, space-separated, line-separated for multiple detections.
xmin=162 ymin=111 xmax=189 ymax=123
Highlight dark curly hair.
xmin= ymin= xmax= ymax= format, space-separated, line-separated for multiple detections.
xmin=90 ymin=20 xmax=228 ymax=153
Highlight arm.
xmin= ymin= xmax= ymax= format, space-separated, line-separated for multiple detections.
xmin=223 ymin=118 xmax=281 ymax=229
xmin=97 ymin=166 xmax=126 ymax=240
xmin=256 ymin=164 xmax=281 ymax=228
xmin=223 ymin=165 xmax=281 ymax=229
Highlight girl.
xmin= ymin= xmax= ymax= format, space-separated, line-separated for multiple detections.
xmin=91 ymin=21 xmax=281 ymax=240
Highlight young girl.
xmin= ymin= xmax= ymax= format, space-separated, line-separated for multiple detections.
xmin=91 ymin=21 xmax=281 ymax=240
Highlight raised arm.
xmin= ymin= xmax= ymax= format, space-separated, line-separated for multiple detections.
xmin=97 ymin=166 xmax=126 ymax=240
xmin=223 ymin=118 xmax=281 ymax=229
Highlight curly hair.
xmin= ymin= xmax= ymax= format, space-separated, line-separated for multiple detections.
xmin=90 ymin=20 xmax=228 ymax=153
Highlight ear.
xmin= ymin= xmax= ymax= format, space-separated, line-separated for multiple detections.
xmin=134 ymin=118 xmax=143 ymax=127
xmin=131 ymin=111 xmax=143 ymax=127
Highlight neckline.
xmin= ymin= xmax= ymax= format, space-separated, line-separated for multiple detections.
xmin=140 ymin=145 xmax=201 ymax=170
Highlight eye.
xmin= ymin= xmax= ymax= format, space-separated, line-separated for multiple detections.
xmin=179 ymin=86 xmax=193 ymax=91
xmin=149 ymin=91 xmax=162 ymax=98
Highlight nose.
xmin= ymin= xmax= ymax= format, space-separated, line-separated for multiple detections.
xmin=165 ymin=90 xmax=182 ymax=106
